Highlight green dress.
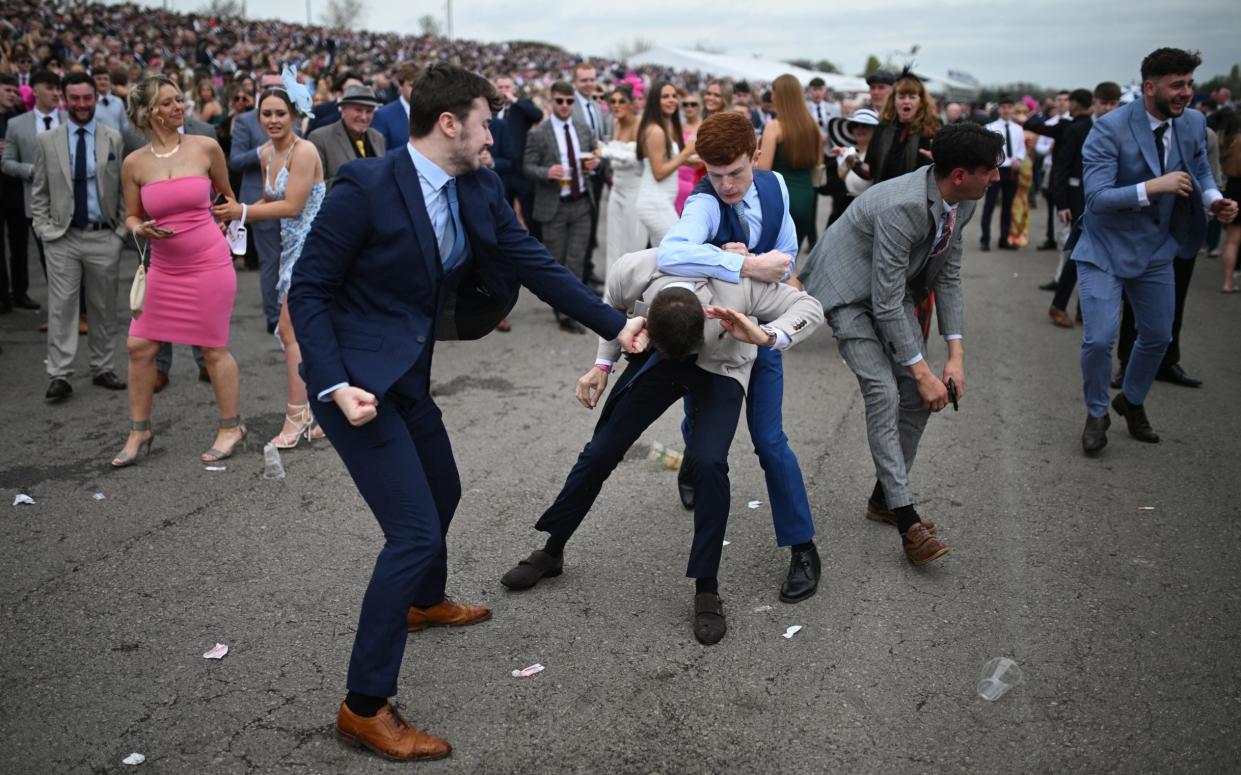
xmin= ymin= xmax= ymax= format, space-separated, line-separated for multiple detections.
xmin=772 ymin=144 xmax=818 ymax=249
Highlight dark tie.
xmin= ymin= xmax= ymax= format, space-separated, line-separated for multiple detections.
xmin=563 ymin=122 xmax=582 ymax=197
xmin=1154 ymin=123 xmax=1168 ymax=175
xmin=816 ymin=103 xmax=823 ymax=126
xmin=102 ymin=96 xmax=109 ymax=107
xmin=585 ymin=100 xmax=597 ymax=136
xmin=930 ymin=208 xmax=957 ymax=257
xmin=42 ymin=115 xmax=52 ymax=132
xmin=72 ymin=128 xmax=88 ymax=227
xmin=1004 ymin=121 xmax=1013 ymax=161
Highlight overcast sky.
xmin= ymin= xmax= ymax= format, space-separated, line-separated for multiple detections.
xmin=190 ymin=0 xmax=1240 ymax=87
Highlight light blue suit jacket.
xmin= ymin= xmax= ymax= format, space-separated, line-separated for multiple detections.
xmin=1072 ymin=99 xmax=1214 ymax=277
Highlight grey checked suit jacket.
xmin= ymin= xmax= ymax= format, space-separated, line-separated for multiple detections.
xmin=31 ymin=121 xmax=128 ymax=242
xmin=597 ymin=249 xmax=824 ymax=391
xmin=523 ymin=117 xmax=595 ymax=223
xmin=308 ymin=120 xmax=386 ymax=190
xmin=2 ymin=109 xmax=69 ymax=217
xmin=801 ymin=165 xmax=972 ymax=364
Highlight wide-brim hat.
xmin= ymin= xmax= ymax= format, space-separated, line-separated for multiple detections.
xmin=339 ymin=84 xmax=382 ymax=107
xmin=827 ymin=109 xmax=879 ymax=147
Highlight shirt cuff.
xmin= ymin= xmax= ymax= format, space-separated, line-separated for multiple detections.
xmin=594 ymin=358 xmax=614 ymax=371
xmin=1202 ymin=188 xmax=1223 ymax=208
xmin=944 ymin=334 xmax=963 ymax=341
xmin=317 ymin=382 xmax=349 ymax=402
xmin=899 ymin=353 xmax=924 ymax=367
xmin=1136 ymin=182 xmax=1150 ymax=208
xmin=771 ymin=329 xmax=792 ymax=351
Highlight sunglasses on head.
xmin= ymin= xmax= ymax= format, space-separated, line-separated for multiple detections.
xmin=553 ymin=97 xmax=575 ymax=105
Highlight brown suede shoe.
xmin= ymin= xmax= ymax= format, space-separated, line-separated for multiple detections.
xmin=865 ymin=501 xmax=936 ymax=533
xmin=903 ymin=523 xmax=950 ymax=566
xmin=153 ymin=371 xmax=170 ymax=394
xmin=335 ymin=702 xmax=451 ymax=761
xmin=407 ymin=597 xmax=492 ymax=632
xmin=1048 ymin=306 xmax=1073 ymax=328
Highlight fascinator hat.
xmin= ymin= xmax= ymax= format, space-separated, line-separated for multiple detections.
xmin=268 ymin=64 xmax=315 ymax=119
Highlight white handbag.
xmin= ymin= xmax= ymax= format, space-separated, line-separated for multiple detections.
xmin=129 ymin=237 xmax=147 ymax=319
xmin=226 ymin=203 xmax=248 ymax=256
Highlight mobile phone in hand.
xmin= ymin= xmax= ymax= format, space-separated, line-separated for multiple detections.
xmin=947 ymin=378 xmax=959 ymax=411
xmin=213 ymin=193 xmax=228 ymax=206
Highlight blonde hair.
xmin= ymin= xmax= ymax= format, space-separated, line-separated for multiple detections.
xmin=127 ymin=75 xmax=178 ymax=133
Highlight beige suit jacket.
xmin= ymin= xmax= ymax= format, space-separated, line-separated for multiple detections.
xmin=31 ymin=122 xmax=127 ymax=242
xmin=596 ymin=249 xmax=824 ymax=392
xmin=308 ymin=120 xmax=386 ymax=191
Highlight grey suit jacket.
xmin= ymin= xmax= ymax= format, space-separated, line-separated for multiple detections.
xmin=596 ymin=249 xmax=824 ymax=391
xmin=801 ymin=165 xmax=972 ymax=365
xmin=308 ymin=120 xmax=386 ymax=190
xmin=572 ymin=92 xmax=612 ymax=142
xmin=2 ymin=109 xmax=69 ymax=217
xmin=31 ymin=122 xmax=128 ymax=242
xmin=523 ymin=117 xmax=595 ymax=223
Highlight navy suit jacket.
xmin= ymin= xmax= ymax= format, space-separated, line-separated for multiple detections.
xmin=288 ymin=150 xmax=626 ymax=400
xmin=499 ymin=98 xmax=543 ymax=195
xmin=372 ymin=100 xmax=408 ymax=156
xmin=489 ymin=115 xmax=515 ymax=182
xmin=1073 ymin=99 xmax=1213 ymax=276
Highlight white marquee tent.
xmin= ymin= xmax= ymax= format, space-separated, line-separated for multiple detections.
xmin=626 ymin=46 xmax=868 ymax=94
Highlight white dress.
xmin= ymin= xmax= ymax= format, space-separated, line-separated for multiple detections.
xmin=600 ymin=139 xmax=648 ymax=275
xmin=636 ymin=139 xmax=681 ymax=246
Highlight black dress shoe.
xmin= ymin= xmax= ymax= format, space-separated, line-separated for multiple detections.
xmin=500 ymin=550 xmax=563 ymax=590
xmin=92 ymin=371 xmax=127 ymax=390
xmin=11 ymin=293 xmax=41 ymax=310
xmin=45 ymin=377 xmax=73 ymax=402
xmin=1081 ymin=413 xmax=1110 ymax=455
xmin=692 ymin=592 xmax=726 ymax=645
xmin=1110 ymin=367 xmax=1125 ymax=390
xmin=1038 ymin=280 xmax=1058 ymax=291
xmin=998 ymin=243 xmax=1018 ymax=251
xmin=1036 ymin=240 xmax=1058 ymax=251
xmin=979 ymin=241 xmax=991 ymax=252
xmin=779 ymin=544 xmax=821 ymax=603
xmin=1155 ymin=363 xmax=1202 ymax=388
xmin=558 ymin=318 xmax=587 ymax=334
xmin=676 ymin=465 xmax=695 ymax=510
xmin=1111 ymin=392 xmax=1159 ymax=443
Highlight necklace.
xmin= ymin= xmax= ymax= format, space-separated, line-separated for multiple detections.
xmin=150 ymin=136 xmax=181 ymax=159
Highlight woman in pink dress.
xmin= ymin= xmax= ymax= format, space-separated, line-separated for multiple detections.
xmin=111 ymin=76 xmax=244 ymax=467
xmin=674 ymin=89 xmax=704 ymax=214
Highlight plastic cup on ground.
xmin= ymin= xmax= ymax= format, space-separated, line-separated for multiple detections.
xmin=977 ymin=656 xmax=1023 ymax=701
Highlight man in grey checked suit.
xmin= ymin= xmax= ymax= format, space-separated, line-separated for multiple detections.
xmin=2 ymin=70 xmax=67 ymax=285
xmin=801 ymin=123 xmax=1003 ymax=566
xmin=31 ymin=72 xmax=129 ymax=402
xmin=228 ymin=71 xmax=286 ymax=334
xmin=524 ymin=80 xmax=598 ymax=333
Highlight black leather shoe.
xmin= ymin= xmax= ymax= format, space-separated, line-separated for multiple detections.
xmin=1155 ymin=363 xmax=1202 ymax=388
xmin=1038 ymin=280 xmax=1058 ymax=291
xmin=1110 ymin=367 xmax=1125 ymax=390
xmin=1036 ymin=240 xmax=1058 ymax=251
xmin=92 ymin=371 xmax=127 ymax=390
xmin=998 ymin=243 xmax=1018 ymax=251
xmin=558 ymin=318 xmax=587 ymax=335
xmin=500 ymin=550 xmax=563 ymax=591
xmin=692 ymin=592 xmax=726 ymax=645
xmin=979 ymin=241 xmax=991 ymax=252
xmin=779 ymin=544 xmax=821 ymax=603
xmin=1082 ymin=413 xmax=1110 ymax=455
xmin=1112 ymin=393 xmax=1159 ymax=443
xmin=11 ymin=293 xmax=41 ymax=310
xmin=676 ymin=465 xmax=695 ymax=510
xmin=45 ymin=377 xmax=73 ymax=402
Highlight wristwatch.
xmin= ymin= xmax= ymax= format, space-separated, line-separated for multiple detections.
xmin=759 ymin=324 xmax=778 ymax=348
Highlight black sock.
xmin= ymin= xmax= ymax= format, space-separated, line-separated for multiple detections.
xmin=542 ymin=533 xmax=568 ymax=558
xmin=870 ymin=480 xmax=885 ymax=506
xmin=894 ymin=505 xmax=921 ymax=538
xmin=695 ymin=577 xmax=718 ymax=595
xmin=792 ymin=541 xmax=815 ymax=553
xmin=344 ymin=691 xmax=387 ymax=718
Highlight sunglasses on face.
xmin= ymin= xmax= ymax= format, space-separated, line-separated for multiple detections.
xmin=608 ymin=98 xmax=628 ymax=106
xmin=553 ymin=97 xmax=575 ymax=105
xmin=682 ymin=101 xmax=700 ymax=107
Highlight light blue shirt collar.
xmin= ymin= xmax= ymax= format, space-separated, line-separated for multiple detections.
xmin=406 ymin=142 xmax=452 ymax=192
xmin=69 ymin=118 xmax=97 ymax=137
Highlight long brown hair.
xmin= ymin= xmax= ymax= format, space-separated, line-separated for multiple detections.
xmin=879 ymin=75 xmax=942 ymax=139
xmin=770 ymin=74 xmax=821 ymax=169
xmin=637 ymin=80 xmax=684 ymax=162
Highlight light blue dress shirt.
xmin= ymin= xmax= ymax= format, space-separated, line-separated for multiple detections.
xmin=658 ymin=171 xmax=798 ymax=283
xmin=67 ymin=118 xmax=101 ymax=224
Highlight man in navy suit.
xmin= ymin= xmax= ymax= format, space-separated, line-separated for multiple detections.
xmin=228 ymin=71 xmax=286 ymax=334
xmin=288 ymin=64 xmax=647 ymax=762
xmin=1074 ymin=48 xmax=1237 ymax=454
xmin=493 ymin=74 xmax=544 ymax=236
xmin=372 ymin=62 xmax=418 ymax=155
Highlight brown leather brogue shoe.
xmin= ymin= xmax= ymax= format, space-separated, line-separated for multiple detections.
xmin=1048 ymin=306 xmax=1073 ymax=328
xmin=335 ymin=702 xmax=451 ymax=761
xmin=865 ymin=500 xmax=936 ymax=533
xmin=903 ymin=523 xmax=950 ymax=566
xmin=407 ymin=597 xmax=492 ymax=632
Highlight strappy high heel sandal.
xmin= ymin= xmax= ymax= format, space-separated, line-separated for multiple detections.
xmin=270 ymin=402 xmax=321 ymax=449
xmin=111 ymin=420 xmax=154 ymax=468
xmin=201 ymin=416 xmax=248 ymax=462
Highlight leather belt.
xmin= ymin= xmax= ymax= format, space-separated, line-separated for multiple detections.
xmin=70 ymin=222 xmax=109 ymax=231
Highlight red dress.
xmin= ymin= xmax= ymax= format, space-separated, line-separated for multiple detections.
xmin=129 ymin=176 xmax=236 ymax=347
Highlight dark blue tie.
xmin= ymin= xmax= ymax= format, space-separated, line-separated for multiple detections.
xmin=72 ymin=128 xmax=88 ymax=227
xmin=1154 ymin=123 xmax=1167 ymax=175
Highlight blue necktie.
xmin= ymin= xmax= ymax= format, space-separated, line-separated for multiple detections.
xmin=440 ymin=180 xmax=464 ymax=271
xmin=72 ymin=128 xmax=88 ymax=227
xmin=733 ymin=202 xmax=750 ymax=248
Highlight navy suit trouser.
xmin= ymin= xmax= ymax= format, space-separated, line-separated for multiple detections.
xmin=535 ymin=355 xmax=745 ymax=579
xmin=313 ymin=381 xmax=461 ymax=699
xmin=681 ymin=346 xmax=816 ymax=547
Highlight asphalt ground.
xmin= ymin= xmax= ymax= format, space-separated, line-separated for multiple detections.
xmin=1 ymin=201 xmax=1238 ymax=774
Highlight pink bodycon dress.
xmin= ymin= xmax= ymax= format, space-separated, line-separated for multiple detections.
xmin=129 ymin=176 xmax=236 ymax=348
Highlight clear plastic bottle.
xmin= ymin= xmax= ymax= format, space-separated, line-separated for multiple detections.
xmin=647 ymin=441 xmax=683 ymax=470
xmin=262 ymin=443 xmax=286 ymax=480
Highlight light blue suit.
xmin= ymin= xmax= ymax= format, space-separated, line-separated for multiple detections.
xmin=1072 ymin=99 xmax=1217 ymax=417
